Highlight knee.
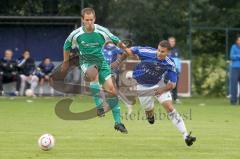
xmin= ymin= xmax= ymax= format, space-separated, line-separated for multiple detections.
xmin=39 ymin=78 xmax=44 ymax=85
xmin=167 ymin=107 xmax=174 ymax=113
xmin=162 ymin=101 xmax=174 ymax=113
xmin=32 ymin=76 xmax=39 ymax=82
xmin=85 ymin=66 xmax=98 ymax=82
xmin=20 ymin=75 xmax=26 ymax=82
xmin=108 ymin=85 xmax=117 ymax=95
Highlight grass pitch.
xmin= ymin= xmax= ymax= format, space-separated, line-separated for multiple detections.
xmin=0 ymin=96 xmax=240 ymax=159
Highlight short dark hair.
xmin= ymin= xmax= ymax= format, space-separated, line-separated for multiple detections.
xmin=158 ymin=40 xmax=171 ymax=50
xmin=43 ymin=57 xmax=50 ymax=61
xmin=4 ymin=49 xmax=13 ymax=53
xmin=81 ymin=7 xmax=95 ymax=18
xmin=168 ymin=36 xmax=176 ymax=40
xmin=22 ymin=49 xmax=30 ymax=54
xmin=236 ymin=35 xmax=240 ymax=41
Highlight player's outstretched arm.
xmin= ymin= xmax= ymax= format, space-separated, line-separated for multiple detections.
xmin=110 ymin=53 xmax=127 ymax=69
xmin=62 ymin=28 xmax=77 ymax=72
xmin=154 ymin=82 xmax=176 ymax=95
xmin=61 ymin=50 xmax=70 ymax=72
xmin=117 ymin=41 xmax=133 ymax=57
xmin=111 ymin=42 xmax=137 ymax=69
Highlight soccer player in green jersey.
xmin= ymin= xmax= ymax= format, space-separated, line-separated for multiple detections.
xmin=62 ymin=8 xmax=131 ymax=133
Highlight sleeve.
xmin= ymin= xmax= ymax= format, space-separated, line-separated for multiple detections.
xmin=166 ymin=68 xmax=178 ymax=83
xmin=130 ymin=46 xmax=139 ymax=55
xmin=114 ymin=47 xmax=124 ymax=55
xmin=97 ymin=25 xmax=120 ymax=44
xmin=17 ymin=58 xmax=26 ymax=67
xmin=178 ymin=58 xmax=182 ymax=73
xmin=108 ymin=31 xmax=120 ymax=44
xmin=230 ymin=45 xmax=240 ymax=61
xmin=63 ymin=35 xmax=73 ymax=51
xmin=38 ymin=62 xmax=42 ymax=69
xmin=50 ymin=63 xmax=55 ymax=72
xmin=176 ymin=48 xmax=181 ymax=58
xmin=173 ymin=58 xmax=181 ymax=73
xmin=63 ymin=29 xmax=81 ymax=51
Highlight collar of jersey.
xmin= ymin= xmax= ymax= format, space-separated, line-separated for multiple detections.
xmin=82 ymin=25 xmax=96 ymax=33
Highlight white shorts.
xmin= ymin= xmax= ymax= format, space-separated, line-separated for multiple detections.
xmin=20 ymin=74 xmax=39 ymax=84
xmin=137 ymin=80 xmax=172 ymax=111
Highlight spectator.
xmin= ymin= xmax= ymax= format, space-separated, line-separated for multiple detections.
xmin=64 ymin=51 xmax=81 ymax=84
xmin=64 ymin=51 xmax=82 ymax=94
xmin=230 ymin=36 xmax=240 ymax=105
xmin=37 ymin=57 xmax=55 ymax=96
xmin=17 ymin=50 xmax=39 ymax=96
xmin=226 ymin=61 xmax=231 ymax=98
xmin=0 ymin=49 xmax=21 ymax=96
xmin=168 ymin=36 xmax=182 ymax=104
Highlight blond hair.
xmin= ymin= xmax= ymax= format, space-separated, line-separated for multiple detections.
xmin=81 ymin=7 xmax=95 ymax=18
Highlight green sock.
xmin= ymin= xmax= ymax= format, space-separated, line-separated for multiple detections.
xmin=89 ymin=82 xmax=102 ymax=108
xmin=107 ymin=96 xmax=121 ymax=124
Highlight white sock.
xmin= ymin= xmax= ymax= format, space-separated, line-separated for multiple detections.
xmin=30 ymin=77 xmax=38 ymax=91
xmin=39 ymin=87 xmax=43 ymax=95
xmin=30 ymin=82 xmax=38 ymax=91
xmin=168 ymin=109 xmax=188 ymax=140
xmin=50 ymin=87 xmax=54 ymax=95
xmin=20 ymin=82 xmax=26 ymax=96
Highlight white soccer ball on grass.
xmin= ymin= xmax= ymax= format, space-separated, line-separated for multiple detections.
xmin=25 ymin=89 xmax=34 ymax=97
xmin=38 ymin=133 xmax=55 ymax=151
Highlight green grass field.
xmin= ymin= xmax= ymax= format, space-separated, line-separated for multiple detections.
xmin=0 ymin=96 xmax=240 ymax=159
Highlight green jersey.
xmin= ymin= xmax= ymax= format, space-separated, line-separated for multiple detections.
xmin=64 ymin=24 xmax=120 ymax=66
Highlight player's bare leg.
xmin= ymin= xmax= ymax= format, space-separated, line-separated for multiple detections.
xmin=162 ymin=100 xmax=196 ymax=146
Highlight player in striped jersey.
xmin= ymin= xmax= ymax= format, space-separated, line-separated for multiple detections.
xmin=62 ymin=8 xmax=131 ymax=133
xmin=113 ymin=40 xmax=196 ymax=146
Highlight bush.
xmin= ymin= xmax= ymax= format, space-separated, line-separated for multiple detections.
xmin=192 ymin=54 xmax=227 ymax=96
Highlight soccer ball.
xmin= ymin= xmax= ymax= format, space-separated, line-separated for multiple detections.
xmin=25 ymin=89 xmax=34 ymax=97
xmin=38 ymin=134 xmax=55 ymax=151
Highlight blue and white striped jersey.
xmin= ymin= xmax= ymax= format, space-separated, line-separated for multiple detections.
xmin=130 ymin=46 xmax=177 ymax=86
xmin=102 ymin=44 xmax=123 ymax=65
